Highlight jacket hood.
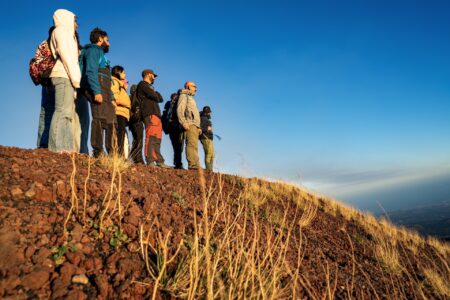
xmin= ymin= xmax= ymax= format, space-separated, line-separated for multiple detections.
xmin=180 ymin=89 xmax=195 ymax=96
xmin=53 ymin=9 xmax=75 ymax=34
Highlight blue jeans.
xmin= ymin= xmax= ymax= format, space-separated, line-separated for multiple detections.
xmin=48 ymin=77 xmax=80 ymax=153
xmin=37 ymin=86 xmax=55 ymax=148
xmin=76 ymin=93 xmax=91 ymax=154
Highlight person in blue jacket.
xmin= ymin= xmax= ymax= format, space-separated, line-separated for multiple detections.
xmin=79 ymin=27 xmax=117 ymax=157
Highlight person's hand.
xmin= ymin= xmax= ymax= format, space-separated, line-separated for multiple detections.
xmin=207 ymin=126 xmax=212 ymax=133
xmin=182 ymin=124 xmax=189 ymax=131
xmin=94 ymin=94 xmax=103 ymax=103
xmin=112 ymin=100 xmax=117 ymax=107
xmin=198 ymin=128 xmax=202 ymax=135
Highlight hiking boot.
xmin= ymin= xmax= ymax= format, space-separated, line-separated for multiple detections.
xmin=156 ymin=163 xmax=172 ymax=169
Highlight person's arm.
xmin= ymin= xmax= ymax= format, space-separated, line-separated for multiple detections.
xmin=177 ymin=93 xmax=188 ymax=129
xmin=141 ymin=84 xmax=162 ymax=102
xmin=53 ymin=29 xmax=81 ymax=88
xmin=111 ymin=80 xmax=120 ymax=101
xmin=85 ymin=48 xmax=101 ymax=97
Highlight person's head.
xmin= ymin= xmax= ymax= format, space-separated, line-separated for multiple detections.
xmin=112 ymin=65 xmax=126 ymax=80
xmin=90 ymin=27 xmax=109 ymax=53
xmin=170 ymin=93 xmax=178 ymax=101
xmin=185 ymin=81 xmax=197 ymax=94
xmin=142 ymin=69 xmax=157 ymax=84
xmin=202 ymin=106 xmax=212 ymax=117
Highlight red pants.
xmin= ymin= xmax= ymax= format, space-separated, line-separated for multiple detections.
xmin=144 ymin=115 xmax=164 ymax=163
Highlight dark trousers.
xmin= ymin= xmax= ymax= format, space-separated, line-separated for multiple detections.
xmin=169 ymin=131 xmax=184 ymax=168
xmin=116 ymin=115 xmax=128 ymax=156
xmin=129 ymin=121 xmax=145 ymax=164
xmin=91 ymin=118 xmax=116 ymax=158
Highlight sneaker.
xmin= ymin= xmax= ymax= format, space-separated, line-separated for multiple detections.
xmin=156 ymin=163 xmax=172 ymax=169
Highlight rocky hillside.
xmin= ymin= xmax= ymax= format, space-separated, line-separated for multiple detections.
xmin=0 ymin=146 xmax=449 ymax=299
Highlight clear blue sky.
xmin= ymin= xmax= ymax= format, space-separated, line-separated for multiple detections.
xmin=0 ymin=0 xmax=449 ymax=212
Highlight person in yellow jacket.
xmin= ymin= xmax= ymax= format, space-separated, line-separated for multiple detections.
xmin=111 ymin=65 xmax=131 ymax=155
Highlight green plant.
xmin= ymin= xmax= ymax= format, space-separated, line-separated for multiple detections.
xmin=51 ymin=243 xmax=77 ymax=265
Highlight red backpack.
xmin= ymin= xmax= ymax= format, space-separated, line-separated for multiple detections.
xmin=29 ymin=39 xmax=56 ymax=86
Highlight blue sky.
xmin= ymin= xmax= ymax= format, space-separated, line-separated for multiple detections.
xmin=0 ymin=0 xmax=449 ymax=212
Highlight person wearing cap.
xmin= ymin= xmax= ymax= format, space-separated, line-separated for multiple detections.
xmin=200 ymin=106 xmax=214 ymax=171
xmin=177 ymin=81 xmax=202 ymax=170
xmin=136 ymin=69 xmax=170 ymax=168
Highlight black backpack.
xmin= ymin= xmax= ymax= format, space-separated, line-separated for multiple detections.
xmin=162 ymin=98 xmax=181 ymax=134
xmin=129 ymin=88 xmax=143 ymax=123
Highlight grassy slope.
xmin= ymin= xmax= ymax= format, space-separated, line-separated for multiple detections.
xmin=0 ymin=146 xmax=449 ymax=299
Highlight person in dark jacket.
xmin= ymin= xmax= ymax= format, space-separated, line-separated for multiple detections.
xmin=136 ymin=69 xmax=170 ymax=168
xmin=163 ymin=91 xmax=184 ymax=169
xmin=79 ymin=27 xmax=116 ymax=157
xmin=128 ymin=84 xmax=145 ymax=164
xmin=200 ymin=106 xmax=214 ymax=171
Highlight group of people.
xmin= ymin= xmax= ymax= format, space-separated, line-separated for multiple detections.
xmin=32 ymin=9 xmax=215 ymax=171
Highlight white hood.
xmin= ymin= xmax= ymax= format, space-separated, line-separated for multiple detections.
xmin=53 ymin=9 xmax=75 ymax=34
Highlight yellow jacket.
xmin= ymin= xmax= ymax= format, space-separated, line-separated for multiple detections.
xmin=111 ymin=77 xmax=131 ymax=120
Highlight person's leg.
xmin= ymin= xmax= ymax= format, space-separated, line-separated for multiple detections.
xmin=130 ymin=121 xmax=144 ymax=164
xmin=152 ymin=115 xmax=165 ymax=164
xmin=37 ymin=86 xmax=55 ymax=148
xmin=116 ymin=115 xmax=127 ymax=155
xmin=48 ymin=78 xmax=77 ymax=152
xmin=185 ymin=125 xmax=200 ymax=169
xmin=105 ymin=120 xmax=116 ymax=155
xmin=91 ymin=118 xmax=104 ymax=158
xmin=201 ymin=138 xmax=214 ymax=171
xmin=76 ymin=93 xmax=91 ymax=154
xmin=170 ymin=131 xmax=183 ymax=168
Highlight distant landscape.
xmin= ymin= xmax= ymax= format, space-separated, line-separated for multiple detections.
xmin=340 ymin=173 xmax=450 ymax=240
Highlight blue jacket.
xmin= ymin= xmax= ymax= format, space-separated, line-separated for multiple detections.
xmin=79 ymin=44 xmax=110 ymax=96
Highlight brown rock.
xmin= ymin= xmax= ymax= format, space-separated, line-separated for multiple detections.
xmin=24 ymin=245 xmax=37 ymax=259
xmin=71 ymin=223 xmax=84 ymax=242
xmin=32 ymin=247 xmax=52 ymax=264
xmin=94 ymin=274 xmax=109 ymax=298
xmin=123 ymin=223 xmax=138 ymax=240
xmin=66 ymin=251 xmax=82 ymax=266
xmin=10 ymin=187 xmax=23 ymax=198
xmin=22 ymin=270 xmax=50 ymax=290
xmin=25 ymin=183 xmax=37 ymax=199
xmin=51 ymin=278 xmax=68 ymax=299
xmin=65 ymin=289 xmax=87 ymax=300
xmin=60 ymin=263 xmax=77 ymax=285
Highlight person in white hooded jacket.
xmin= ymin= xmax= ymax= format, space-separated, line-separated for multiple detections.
xmin=48 ymin=9 xmax=81 ymax=153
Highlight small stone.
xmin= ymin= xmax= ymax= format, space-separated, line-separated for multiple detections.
xmin=60 ymin=263 xmax=77 ymax=285
xmin=22 ymin=270 xmax=50 ymax=290
xmin=10 ymin=187 xmax=23 ymax=198
xmin=72 ymin=274 xmax=89 ymax=285
xmin=24 ymin=246 xmax=37 ymax=259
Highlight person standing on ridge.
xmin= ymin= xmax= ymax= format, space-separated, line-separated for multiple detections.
xmin=200 ymin=106 xmax=214 ymax=172
xmin=129 ymin=84 xmax=145 ymax=164
xmin=48 ymin=9 xmax=81 ymax=153
xmin=111 ymin=65 xmax=131 ymax=156
xmin=36 ymin=26 xmax=56 ymax=149
xmin=177 ymin=81 xmax=201 ymax=170
xmin=136 ymin=69 xmax=170 ymax=168
xmin=79 ymin=27 xmax=116 ymax=157
xmin=162 ymin=91 xmax=184 ymax=169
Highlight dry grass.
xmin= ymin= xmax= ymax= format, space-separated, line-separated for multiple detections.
xmin=423 ymin=268 xmax=450 ymax=297
xmin=61 ymin=156 xmax=450 ymax=299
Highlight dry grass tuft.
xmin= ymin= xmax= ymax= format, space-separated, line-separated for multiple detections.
xmin=423 ymin=268 xmax=450 ymax=297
